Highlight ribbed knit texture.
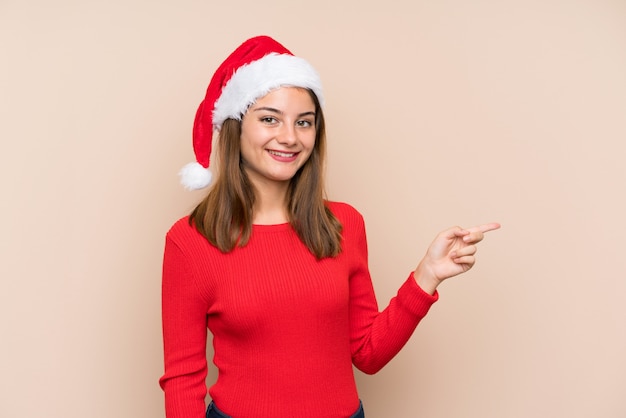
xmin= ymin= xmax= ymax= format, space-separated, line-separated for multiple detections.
xmin=160 ymin=201 xmax=438 ymax=418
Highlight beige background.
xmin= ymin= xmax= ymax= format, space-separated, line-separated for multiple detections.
xmin=2 ymin=0 xmax=625 ymax=417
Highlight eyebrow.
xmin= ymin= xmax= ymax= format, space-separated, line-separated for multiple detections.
xmin=252 ymin=107 xmax=316 ymax=118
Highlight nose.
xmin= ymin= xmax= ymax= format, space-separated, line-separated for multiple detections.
xmin=276 ymin=123 xmax=297 ymax=146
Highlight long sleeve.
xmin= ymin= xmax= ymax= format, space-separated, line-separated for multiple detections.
xmin=345 ymin=209 xmax=439 ymax=374
xmin=158 ymin=205 xmax=438 ymax=418
xmin=159 ymin=235 xmax=209 ymax=418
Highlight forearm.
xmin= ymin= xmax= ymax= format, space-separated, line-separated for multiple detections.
xmin=351 ymin=273 xmax=438 ymax=374
xmin=412 ymin=261 xmax=441 ymax=296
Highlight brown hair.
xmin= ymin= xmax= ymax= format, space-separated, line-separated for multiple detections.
xmin=189 ymin=89 xmax=342 ymax=259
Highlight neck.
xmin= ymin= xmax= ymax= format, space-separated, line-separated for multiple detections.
xmin=251 ymin=178 xmax=290 ymax=225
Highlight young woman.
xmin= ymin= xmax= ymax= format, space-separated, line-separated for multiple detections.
xmin=159 ymin=35 xmax=500 ymax=418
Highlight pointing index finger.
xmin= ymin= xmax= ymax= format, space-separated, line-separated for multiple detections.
xmin=476 ymin=222 xmax=501 ymax=233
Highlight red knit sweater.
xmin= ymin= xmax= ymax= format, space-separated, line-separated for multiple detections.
xmin=160 ymin=202 xmax=438 ymax=418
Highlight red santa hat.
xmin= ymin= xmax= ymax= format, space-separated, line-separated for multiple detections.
xmin=179 ymin=35 xmax=324 ymax=190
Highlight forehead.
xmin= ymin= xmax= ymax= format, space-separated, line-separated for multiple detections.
xmin=251 ymin=87 xmax=315 ymax=109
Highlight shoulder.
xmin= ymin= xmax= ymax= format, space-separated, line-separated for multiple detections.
xmin=325 ymin=200 xmax=366 ymax=232
xmin=165 ymin=216 xmax=206 ymax=248
xmin=166 ymin=215 xmax=192 ymax=236
xmin=326 ymin=200 xmax=361 ymax=219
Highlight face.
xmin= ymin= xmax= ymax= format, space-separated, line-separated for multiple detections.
xmin=240 ymin=87 xmax=316 ymax=189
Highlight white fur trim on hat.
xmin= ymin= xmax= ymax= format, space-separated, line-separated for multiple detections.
xmin=212 ymin=53 xmax=324 ymax=129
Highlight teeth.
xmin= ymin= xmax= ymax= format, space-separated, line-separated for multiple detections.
xmin=268 ymin=150 xmax=295 ymax=157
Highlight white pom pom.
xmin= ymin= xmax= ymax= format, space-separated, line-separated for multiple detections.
xmin=179 ymin=162 xmax=213 ymax=190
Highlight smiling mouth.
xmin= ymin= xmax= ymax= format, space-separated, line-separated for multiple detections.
xmin=267 ymin=150 xmax=298 ymax=158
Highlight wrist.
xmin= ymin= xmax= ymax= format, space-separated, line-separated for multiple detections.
xmin=413 ymin=262 xmax=441 ymax=295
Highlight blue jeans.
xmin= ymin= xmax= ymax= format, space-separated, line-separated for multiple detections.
xmin=206 ymin=400 xmax=365 ymax=418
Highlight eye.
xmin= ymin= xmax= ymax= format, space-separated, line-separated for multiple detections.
xmin=296 ymin=119 xmax=313 ymax=128
xmin=260 ymin=116 xmax=278 ymax=124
